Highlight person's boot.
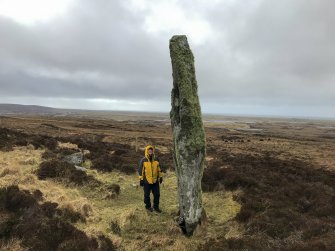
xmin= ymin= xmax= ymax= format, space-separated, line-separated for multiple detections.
xmin=153 ymin=207 xmax=162 ymax=213
xmin=146 ymin=207 xmax=153 ymax=212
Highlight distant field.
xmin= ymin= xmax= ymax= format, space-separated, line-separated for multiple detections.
xmin=0 ymin=114 xmax=334 ymax=250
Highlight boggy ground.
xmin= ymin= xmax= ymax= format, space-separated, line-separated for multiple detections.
xmin=0 ymin=114 xmax=334 ymax=250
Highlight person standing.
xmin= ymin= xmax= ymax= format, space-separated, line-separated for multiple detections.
xmin=138 ymin=145 xmax=163 ymax=212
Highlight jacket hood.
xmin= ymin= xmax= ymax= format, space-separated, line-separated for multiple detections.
xmin=144 ymin=145 xmax=155 ymax=160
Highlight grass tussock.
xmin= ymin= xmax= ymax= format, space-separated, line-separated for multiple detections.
xmin=0 ymin=128 xmax=28 ymax=151
xmin=0 ymin=147 xmax=93 ymax=226
xmin=0 ymin=238 xmax=27 ymax=251
xmin=37 ymin=159 xmax=89 ymax=185
xmin=0 ymin=186 xmax=115 ymax=251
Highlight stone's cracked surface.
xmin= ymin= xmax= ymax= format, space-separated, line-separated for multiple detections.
xmin=169 ymin=35 xmax=206 ymax=236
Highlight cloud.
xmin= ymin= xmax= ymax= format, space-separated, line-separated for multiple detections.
xmin=0 ymin=0 xmax=73 ymax=25
xmin=197 ymin=0 xmax=335 ymax=107
xmin=0 ymin=0 xmax=171 ymax=101
xmin=0 ymin=0 xmax=334 ymax=117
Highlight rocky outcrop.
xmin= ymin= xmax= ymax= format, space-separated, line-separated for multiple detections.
xmin=169 ymin=35 xmax=206 ymax=236
xmin=63 ymin=152 xmax=84 ymax=166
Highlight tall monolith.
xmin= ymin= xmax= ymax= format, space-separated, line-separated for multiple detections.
xmin=169 ymin=35 xmax=206 ymax=236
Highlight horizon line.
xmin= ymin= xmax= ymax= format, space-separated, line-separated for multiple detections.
xmin=1 ymin=103 xmax=334 ymax=121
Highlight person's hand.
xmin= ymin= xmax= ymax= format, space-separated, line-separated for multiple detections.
xmin=159 ymin=177 xmax=163 ymax=184
xmin=140 ymin=180 xmax=144 ymax=187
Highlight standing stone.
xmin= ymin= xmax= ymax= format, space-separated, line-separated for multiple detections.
xmin=169 ymin=35 xmax=206 ymax=236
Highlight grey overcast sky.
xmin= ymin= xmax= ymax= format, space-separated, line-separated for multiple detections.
xmin=0 ymin=0 xmax=334 ymax=118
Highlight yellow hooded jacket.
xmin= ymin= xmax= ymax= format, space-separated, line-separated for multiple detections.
xmin=138 ymin=145 xmax=162 ymax=184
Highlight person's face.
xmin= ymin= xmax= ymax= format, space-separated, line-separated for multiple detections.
xmin=148 ymin=148 xmax=153 ymax=155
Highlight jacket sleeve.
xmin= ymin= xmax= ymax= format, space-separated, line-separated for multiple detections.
xmin=157 ymin=158 xmax=163 ymax=178
xmin=158 ymin=166 xmax=163 ymax=178
xmin=138 ymin=158 xmax=145 ymax=180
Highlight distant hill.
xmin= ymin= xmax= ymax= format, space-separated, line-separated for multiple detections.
xmin=0 ymin=103 xmax=170 ymax=120
xmin=0 ymin=104 xmax=75 ymax=115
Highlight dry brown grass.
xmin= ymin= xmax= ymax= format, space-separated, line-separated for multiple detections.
xmin=2 ymin=115 xmax=334 ymax=250
xmin=0 ymin=239 xmax=27 ymax=251
xmin=0 ymin=146 xmax=241 ymax=250
xmin=74 ymin=169 xmax=240 ymax=250
xmin=0 ymin=147 xmax=92 ymax=219
xmin=58 ymin=141 xmax=78 ymax=149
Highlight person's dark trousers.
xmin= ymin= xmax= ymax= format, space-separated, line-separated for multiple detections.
xmin=143 ymin=181 xmax=160 ymax=209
